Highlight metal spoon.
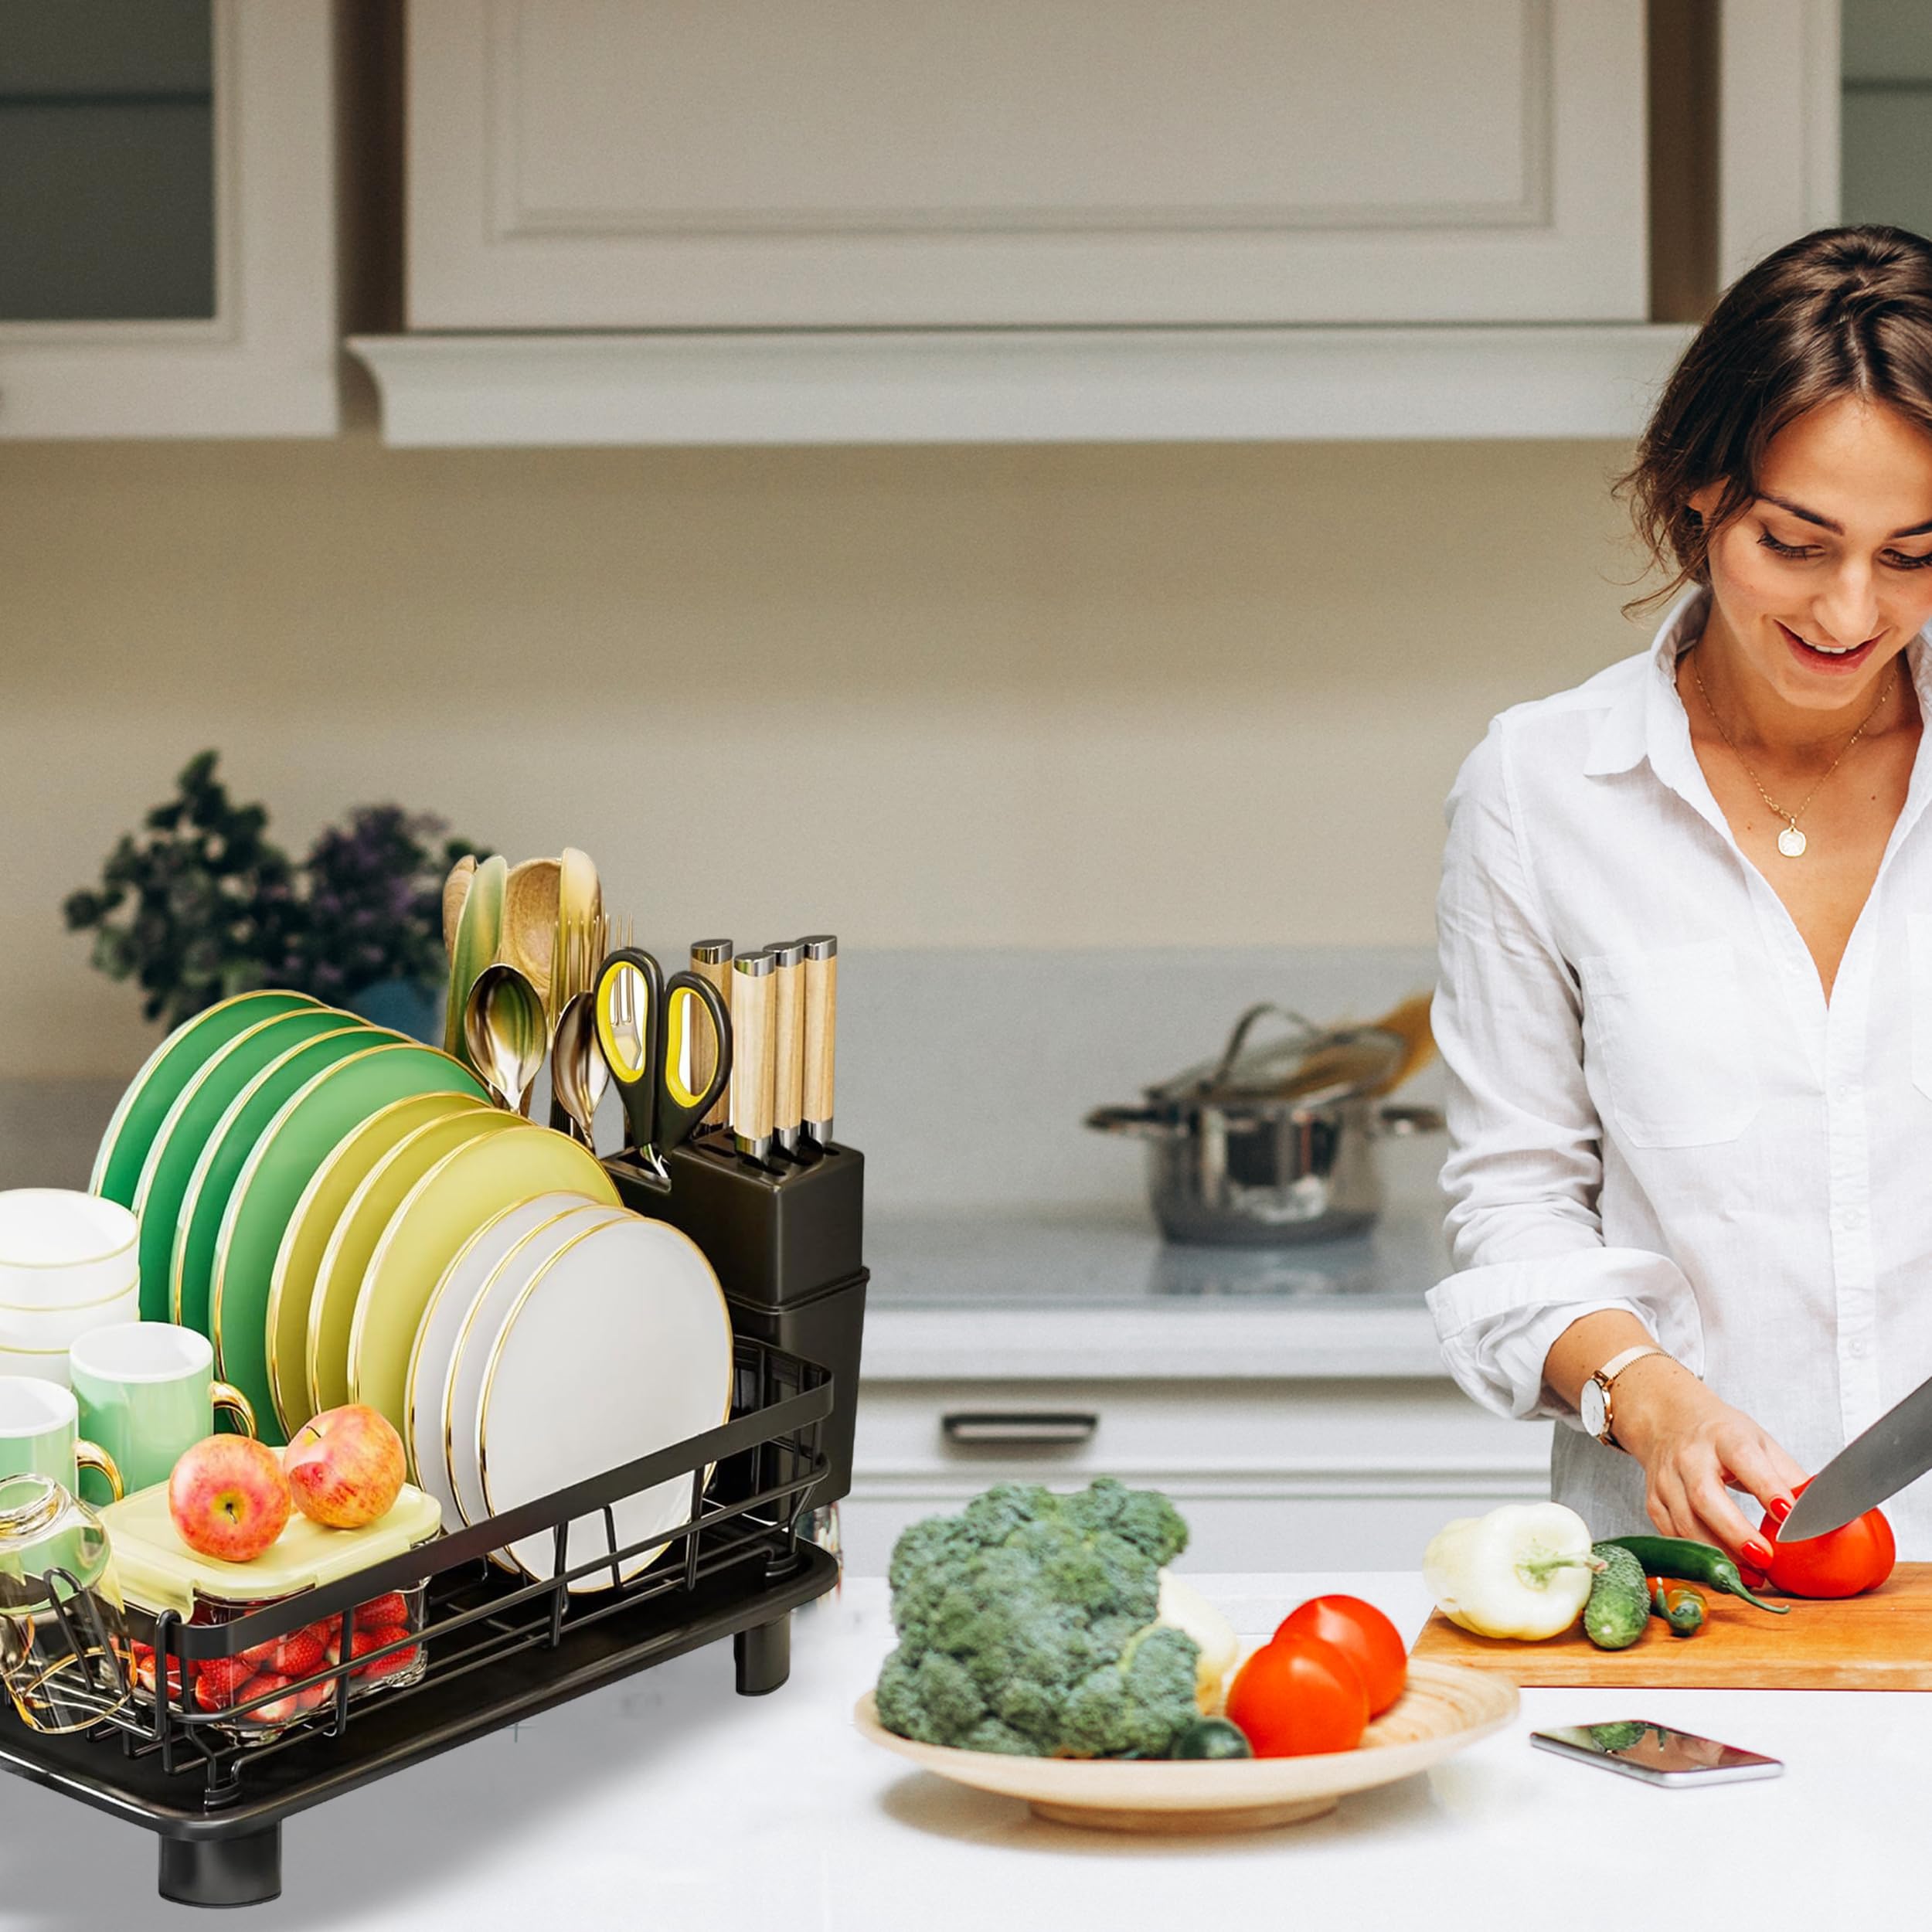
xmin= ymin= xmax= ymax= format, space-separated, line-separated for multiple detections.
xmin=462 ymin=963 xmax=548 ymax=1116
xmin=550 ymin=990 xmax=607 ymax=1148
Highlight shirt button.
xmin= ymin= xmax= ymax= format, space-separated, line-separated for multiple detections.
xmin=1838 ymin=1206 xmax=1866 ymax=1230
xmin=1848 ymin=1338 xmax=1869 ymax=1359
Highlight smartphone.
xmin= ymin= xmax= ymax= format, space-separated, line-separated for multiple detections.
xmin=1532 ymin=1722 xmax=1783 ymax=1786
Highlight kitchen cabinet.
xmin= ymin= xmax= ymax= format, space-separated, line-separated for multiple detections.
xmin=845 ymin=1378 xmax=1552 ymax=1573
xmin=357 ymin=0 xmax=1840 ymax=444
xmin=406 ymin=0 xmax=1646 ymax=331
xmin=0 ymin=0 xmax=339 ymax=438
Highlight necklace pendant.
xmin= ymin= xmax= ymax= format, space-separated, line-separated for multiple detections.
xmin=1777 ymin=825 xmax=1808 ymax=859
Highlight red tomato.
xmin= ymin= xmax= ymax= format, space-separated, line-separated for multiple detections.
xmin=1273 ymin=1595 xmax=1407 ymax=1716
xmin=1753 ymin=1476 xmax=1896 ymax=1599
xmin=1224 ymin=1633 xmax=1368 ymax=1758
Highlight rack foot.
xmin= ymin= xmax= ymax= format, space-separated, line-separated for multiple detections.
xmin=734 ymin=1614 xmax=791 ymax=1696
xmin=158 ymin=1825 xmax=282 ymax=1909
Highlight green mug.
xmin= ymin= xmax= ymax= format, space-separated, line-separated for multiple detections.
xmin=0 ymin=1376 xmax=123 ymax=1506
xmin=67 ymin=1323 xmax=255 ymax=1497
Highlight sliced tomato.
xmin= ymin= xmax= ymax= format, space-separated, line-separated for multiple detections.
xmin=1753 ymin=1476 xmax=1895 ymax=1599
xmin=1273 ymin=1595 xmax=1406 ymax=1716
xmin=1224 ymin=1632 xmax=1368 ymax=1758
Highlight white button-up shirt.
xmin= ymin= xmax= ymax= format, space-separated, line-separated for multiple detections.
xmin=1428 ymin=589 xmax=1932 ymax=1554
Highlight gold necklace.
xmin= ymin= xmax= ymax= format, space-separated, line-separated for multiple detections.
xmin=1689 ymin=650 xmax=1895 ymax=859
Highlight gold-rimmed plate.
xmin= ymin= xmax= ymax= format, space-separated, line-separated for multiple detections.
xmin=303 ymin=1107 xmax=522 ymax=1420
xmin=346 ymin=1125 xmax=619 ymax=1442
xmin=91 ymin=991 xmax=322 ymax=1208
xmin=266 ymin=1090 xmax=490 ymax=1437
xmin=471 ymin=1213 xmax=732 ymax=1593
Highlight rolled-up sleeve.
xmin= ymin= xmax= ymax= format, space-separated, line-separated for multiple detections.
xmin=1427 ymin=720 xmax=1703 ymax=1422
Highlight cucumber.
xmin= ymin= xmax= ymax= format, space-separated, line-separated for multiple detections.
xmin=1584 ymin=1543 xmax=1650 ymax=1651
xmin=1171 ymin=1716 xmax=1253 ymax=1760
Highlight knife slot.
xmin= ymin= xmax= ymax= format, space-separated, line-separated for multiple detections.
xmin=941 ymin=1412 xmax=1098 ymax=1449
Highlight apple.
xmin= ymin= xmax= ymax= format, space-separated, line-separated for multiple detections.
xmin=167 ymin=1435 xmax=291 ymax=1563
xmin=281 ymin=1404 xmax=404 ymax=1529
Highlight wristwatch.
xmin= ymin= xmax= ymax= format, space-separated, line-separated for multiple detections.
xmin=1578 ymin=1344 xmax=1668 ymax=1450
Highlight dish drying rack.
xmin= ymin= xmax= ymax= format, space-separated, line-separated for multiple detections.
xmin=0 ymin=1334 xmax=838 ymax=1909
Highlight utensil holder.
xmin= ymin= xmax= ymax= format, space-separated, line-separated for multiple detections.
xmin=605 ymin=1132 xmax=866 ymax=1509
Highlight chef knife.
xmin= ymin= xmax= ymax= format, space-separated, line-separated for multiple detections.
xmin=767 ymin=940 xmax=805 ymax=1156
xmin=801 ymin=934 xmax=837 ymax=1147
xmin=730 ymin=949 xmax=777 ymax=1163
xmin=690 ymin=940 xmax=733 ymax=1133
xmin=1779 ymin=1369 xmax=1932 ymax=1541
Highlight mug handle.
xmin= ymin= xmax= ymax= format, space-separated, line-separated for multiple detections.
xmin=74 ymin=1440 xmax=123 ymax=1504
xmin=212 ymin=1383 xmax=257 ymax=1439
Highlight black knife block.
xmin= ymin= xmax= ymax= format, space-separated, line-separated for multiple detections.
xmin=605 ymin=1134 xmax=866 ymax=1510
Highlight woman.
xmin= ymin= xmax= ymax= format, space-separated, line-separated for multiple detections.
xmin=1430 ymin=225 xmax=1932 ymax=1566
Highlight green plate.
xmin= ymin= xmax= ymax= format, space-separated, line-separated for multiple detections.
xmin=171 ymin=1026 xmax=382 ymax=1337
xmin=305 ymin=1108 xmax=521 ymax=1417
xmin=211 ymin=1041 xmax=489 ymax=1444
xmin=266 ymin=1091 xmax=488 ymax=1438
xmin=128 ymin=1008 xmax=369 ymax=1321
xmin=91 ymin=992 xmax=322 ymax=1207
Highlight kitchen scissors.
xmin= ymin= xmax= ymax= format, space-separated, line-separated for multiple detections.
xmin=593 ymin=947 xmax=733 ymax=1179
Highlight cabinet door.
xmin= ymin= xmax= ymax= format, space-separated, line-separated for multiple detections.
xmin=845 ymin=1379 xmax=1553 ymax=1573
xmin=408 ymin=0 xmax=1646 ymax=329
xmin=0 ymin=0 xmax=337 ymax=437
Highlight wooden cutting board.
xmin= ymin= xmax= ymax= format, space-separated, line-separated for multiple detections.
xmin=1410 ymin=1563 xmax=1932 ymax=1689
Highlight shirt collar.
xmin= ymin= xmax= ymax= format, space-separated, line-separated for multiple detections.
xmin=1582 ymin=586 xmax=1932 ymax=782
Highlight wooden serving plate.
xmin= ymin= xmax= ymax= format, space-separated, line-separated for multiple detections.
xmin=854 ymin=1658 xmax=1518 ymax=1833
xmin=1410 ymin=1561 xmax=1932 ymax=1689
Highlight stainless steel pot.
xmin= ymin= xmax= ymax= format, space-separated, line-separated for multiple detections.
xmin=1086 ymin=1003 xmax=1444 ymax=1247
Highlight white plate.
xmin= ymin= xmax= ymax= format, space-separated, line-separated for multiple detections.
xmin=443 ymin=1204 xmax=628 ymax=1532
xmin=473 ymin=1214 xmax=733 ymax=1594
xmin=405 ymin=1193 xmax=611 ymax=1524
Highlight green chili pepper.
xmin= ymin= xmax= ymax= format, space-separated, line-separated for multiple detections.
xmin=1603 ymin=1536 xmax=1789 ymax=1614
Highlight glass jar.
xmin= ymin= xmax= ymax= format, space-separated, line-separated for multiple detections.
xmin=0 ymin=1473 xmax=132 ymax=1733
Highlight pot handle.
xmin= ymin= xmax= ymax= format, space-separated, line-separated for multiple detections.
xmin=1376 ymin=1103 xmax=1446 ymax=1137
xmin=1083 ymin=1104 xmax=1176 ymax=1139
xmin=1209 ymin=1003 xmax=1318 ymax=1085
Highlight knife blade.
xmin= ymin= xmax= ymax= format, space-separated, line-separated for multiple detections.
xmin=1780 ymin=1369 xmax=1932 ymax=1541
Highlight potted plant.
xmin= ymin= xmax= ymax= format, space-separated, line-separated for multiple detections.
xmin=65 ymin=752 xmax=483 ymax=1040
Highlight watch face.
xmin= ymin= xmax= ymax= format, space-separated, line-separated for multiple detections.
xmin=1580 ymin=1380 xmax=1607 ymax=1437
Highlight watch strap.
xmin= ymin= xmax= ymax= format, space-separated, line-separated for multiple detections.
xmin=1588 ymin=1344 xmax=1667 ymax=1449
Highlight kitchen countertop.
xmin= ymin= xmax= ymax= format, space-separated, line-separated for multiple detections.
xmin=7 ymin=1570 xmax=1918 ymax=1929
xmin=861 ymin=1202 xmax=1448 ymax=1379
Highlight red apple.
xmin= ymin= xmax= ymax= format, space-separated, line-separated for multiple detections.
xmin=167 ymin=1435 xmax=291 ymax=1563
xmin=281 ymin=1404 xmax=405 ymax=1529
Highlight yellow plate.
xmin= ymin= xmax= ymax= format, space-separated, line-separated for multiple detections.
xmin=265 ymin=1091 xmax=489 ymax=1437
xmin=305 ymin=1108 xmax=523 ymax=1417
xmin=349 ymin=1125 xmax=620 ymax=1437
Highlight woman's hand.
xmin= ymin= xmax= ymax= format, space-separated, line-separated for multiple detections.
xmin=1608 ymin=1355 xmax=1806 ymax=1564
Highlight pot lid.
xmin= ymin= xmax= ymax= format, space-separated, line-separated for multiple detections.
xmin=1146 ymin=1004 xmax=1406 ymax=1108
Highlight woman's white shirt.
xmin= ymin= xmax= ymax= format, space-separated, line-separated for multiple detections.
xmin=1429 ymin=589 xmax=1932 ymax=1553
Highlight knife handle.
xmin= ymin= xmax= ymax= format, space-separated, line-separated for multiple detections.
xmin=690 ymin=939 xmax=733 ymax=1131
xmin=767 ymin=940 xmax=805 ymax=1154
xmin=730 ymin=950 xmax=777 ymax=1159
xmin=801 ymin=934 xmax=837 ymax=1144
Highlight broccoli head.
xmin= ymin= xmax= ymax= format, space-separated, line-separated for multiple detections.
xmin=873 ymin=1478 xmax=1199 ymax=1759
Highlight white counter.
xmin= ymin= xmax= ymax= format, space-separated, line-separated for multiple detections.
xmin=12 ymin=1572 xmax=1921 ymax=1929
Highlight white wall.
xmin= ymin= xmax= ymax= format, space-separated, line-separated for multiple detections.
xmin=0 ymin=432 xmax=1654 ymax=1079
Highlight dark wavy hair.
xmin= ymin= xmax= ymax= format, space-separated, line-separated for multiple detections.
xmin=1618 ymin=225 xmax=1932 ymax=612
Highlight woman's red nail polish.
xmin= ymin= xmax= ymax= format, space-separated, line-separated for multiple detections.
xmin=1769 ymin=1497 xmax=1793 ymax=1523
xmin=1747 ymin=1539 xmax=1775 ymax=1566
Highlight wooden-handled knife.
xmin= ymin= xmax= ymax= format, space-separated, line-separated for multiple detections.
xmin=729 ymin=949 xmax=777 ymax=1162
xmin=801 ymin=934 xmax=837 ymax=1147
xmin=689 ymin=940 xmax=733 ymax=1133
xmin=767 ymin=940 xmax=805 ymax=1156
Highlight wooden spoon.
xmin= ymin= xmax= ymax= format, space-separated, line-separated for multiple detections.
xmin=502 ymin=858 xmax=561 ymax=1016
xmin=441 ymin=854 xmax=477 ymax=961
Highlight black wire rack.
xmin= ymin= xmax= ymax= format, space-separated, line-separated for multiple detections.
xmin=0 ymin=1335 xmax=839 ymax=1909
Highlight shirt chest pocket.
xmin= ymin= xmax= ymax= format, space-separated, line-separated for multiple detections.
xmin=1580 ymin=941 xmax=1759 ymax=1149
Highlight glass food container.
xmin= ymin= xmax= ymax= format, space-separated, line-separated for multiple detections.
xmin=98 ymin=1481 xmax=441 ymax=1742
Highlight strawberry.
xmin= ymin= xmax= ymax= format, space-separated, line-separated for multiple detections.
xmin=242 ymin=1672 xmax=298 ymax=1725
xmin=293 ymin=1681 xmax=332 ymax=1715
xmin=270 ymin=1628 xmax=327 ymax=1679
xmin=196 ymin=1655 xmax=254 ymax=1705
xmin=130 ymin=1643 xmax=187 ymax=1701
xmin=353 ymin=1592 xmax=409 ymax=1631
xmin=356 ymin=1626 xmax=422 ymax=1682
